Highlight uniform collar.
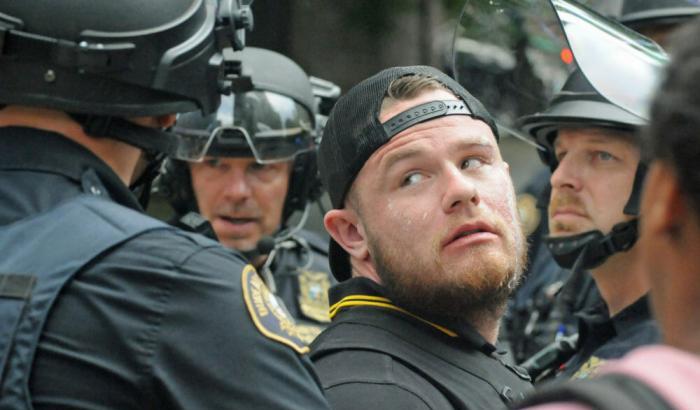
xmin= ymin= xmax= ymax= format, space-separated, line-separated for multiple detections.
xmin=0 ymin=126 xmax=143 ymax=212
xmin=577 ymin=294 xmax=652 ymax=341
xmin=329 ymin=277 xmax=496 ymax=354
xmin=610 ymin=294 xmax=652 ymax=335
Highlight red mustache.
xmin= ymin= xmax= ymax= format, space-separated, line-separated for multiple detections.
xmin=549 ymin=193 xmax=587 ymax=219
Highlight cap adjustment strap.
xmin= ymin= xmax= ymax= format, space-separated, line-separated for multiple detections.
xmin=382 ymin=100 xmax=471 ymax=138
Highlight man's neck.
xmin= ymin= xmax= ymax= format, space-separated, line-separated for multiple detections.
xmin=352 ymin=262 xmax=503 ymax=344
xmin=591 ymin=245 xmax=648 ymax=316
xmin=462 ymin=309 xmax=503 ymax=345
xmin=0 ymin=106 xmax=141 ymax=185
xmin=658 ymin=218 xmax=700 ymax=356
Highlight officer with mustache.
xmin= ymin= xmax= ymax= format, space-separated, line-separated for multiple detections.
xmin=518 ymin=65 xmax=660 ymax=379
xmin=515 ymin=14 xmax=700 ymax=410
xmin=512 ymin=0 xmax=700 ymax=380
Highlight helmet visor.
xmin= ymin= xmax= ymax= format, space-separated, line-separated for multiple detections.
xmin=165 ymin=125 xmax=216 ymax=162
xmin=230 ymin=90 xmax=315 ymax=163
xmin=551 ymin=0 xmax=668 ymax=120
xmin=172 ymin=92 xmax=315 ymax=163
xmin=452 ymin=0 xmax=667 ymax=133
xmin=452 ymin=0 xmax=571 ymax=149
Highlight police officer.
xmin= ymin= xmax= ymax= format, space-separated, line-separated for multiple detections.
xmin=158 ymin=47 xmax=335 ymax=341
xmin=504 ymin=167 xmax=597 ymax=365
xmin=618 ymin=0 xmax=700 ymax=46
xmin=506 ymin=0 xmax=700 ymax=375
xmin=0 ymin=1 xmax=330 ymax=408
xmin=518 ymin=64 xmax=660 ymax=379
xmin=514 ymin=15 xmax=700 ymax=410
xmin=310 ymin=66 xmax=533 ymax=409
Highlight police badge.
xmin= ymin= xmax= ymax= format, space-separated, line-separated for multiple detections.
xmin=517 ymin=192 xmax=542 ymax=237
xmin=297 ymin=270 xmax=331 ymax=324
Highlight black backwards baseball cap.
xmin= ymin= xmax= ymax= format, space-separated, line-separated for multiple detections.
xmin=318 ymin=65 xmax=499 ymax=281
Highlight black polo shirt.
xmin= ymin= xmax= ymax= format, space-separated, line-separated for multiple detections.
xmin=310 ymin=277 xmax=533 ymax=410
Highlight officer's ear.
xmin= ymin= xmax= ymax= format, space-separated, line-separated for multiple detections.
xmin=324 ymin=207 xmax=369 ymax=263
xmin=641 ymin=161 xmax=685 ymax=241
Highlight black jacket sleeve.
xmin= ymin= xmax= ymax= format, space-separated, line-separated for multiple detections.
xmin=149 ymin=241 xmax=330 ymax=410
xmin=30 ymin=230 xmax=330 ymax=410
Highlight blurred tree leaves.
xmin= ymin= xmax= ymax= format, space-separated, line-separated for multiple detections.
xmin=340 ymin=0 xmax=469 ymax=38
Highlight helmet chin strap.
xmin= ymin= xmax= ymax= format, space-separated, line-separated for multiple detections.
xmin=623 ymin=163 xmax=647 ymax=216
xmin=69 ymin=114 xmax=175 ymax=208
xmin=545 ymin=159 xmax=645 ymax=271
xmin=545 ymin=218 xmax=639 ymax=271
xmin=69 ymin=114 xmax=180 ymax=156
xmin=545 ymin=219 xmax=638 ymax=334
xmin=128 ymin=152 xmax=166 ymax=208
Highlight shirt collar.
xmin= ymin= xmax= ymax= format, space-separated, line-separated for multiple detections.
xmin=329 ymin=277 xmax=496 ymax=353
xmin=0 ymin=126 xmax=143 ymax=211
xmin=610 ymin=294 xmax=652 ymax=334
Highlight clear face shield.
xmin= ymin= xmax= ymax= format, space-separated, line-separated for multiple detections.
xmin=451 ymin=0 xmax=670 ymax=272
xmin=451 ymin=0 xmax=669 ymax=148
xmin=165 ymin=128 xmax=217 ymax=162
xmin=171 ymin=91 xmax=315 ymax=164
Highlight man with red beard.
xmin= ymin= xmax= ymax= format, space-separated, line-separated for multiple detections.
xmin=518 ymin=67 xmax=661 ymax=380
xmin=309 ymin=66 xmax=532 ymax=409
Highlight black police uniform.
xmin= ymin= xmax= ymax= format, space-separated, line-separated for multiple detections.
xmin=0 ymin=127 xmax=329 ymax=409
xmin=263 ymin=229 xmax=335 ymax=343
xmin=504 ymin=169 xmax=601 ymax=365
xmin=558 ymin=294 xmax=660 ymax=380
xmin=310 ymin=277 xmax=533 ymax=410
xmin=505 ymin=169 xmax=563 ymax=361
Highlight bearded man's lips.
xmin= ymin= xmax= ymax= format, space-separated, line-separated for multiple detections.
xmin=442 ymin=221 xmax=499 ymax=250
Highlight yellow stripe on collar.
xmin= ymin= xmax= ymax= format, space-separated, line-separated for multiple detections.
xmin=328 ymin=294 xmax=392 ymax=315
xmin=329 ymin=294 xmax=457 ymax=338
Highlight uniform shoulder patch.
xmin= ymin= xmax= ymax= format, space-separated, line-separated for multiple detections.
xmin=297 ymin=269 xmax=331 ymax=324
xmin=517 ymin=192 xmax=542 ymax=236
xmin=241 ymin=266 xmax=310 ymax=354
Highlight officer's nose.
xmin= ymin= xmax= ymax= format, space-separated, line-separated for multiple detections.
xmin=222 ymin=167 xmax=253 ymax=201
xmin=550 ymin=156 xmax=583 ymax=192
xmin=441 ymin=165 xmax=479 ymax=213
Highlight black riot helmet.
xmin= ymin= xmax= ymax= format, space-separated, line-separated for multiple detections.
xmin=520 ymin=69 xmax=645 ymax=169
xmin=518 ymin=69 xmax=647 ymax=271
xmin=159 ymin=47 xmax=321 ymax=230
xmin=0 ymin=0 xmax=253 ymax=161
xmin=619 ymin=0 xmax=700 ymax=30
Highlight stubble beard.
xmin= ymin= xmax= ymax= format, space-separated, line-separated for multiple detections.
xmin=368 ymin=223 xmax=528 ymax=329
